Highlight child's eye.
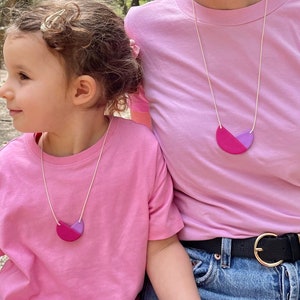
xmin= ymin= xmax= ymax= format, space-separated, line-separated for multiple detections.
xmin=19 ymin=72 xmax=30 ymax=80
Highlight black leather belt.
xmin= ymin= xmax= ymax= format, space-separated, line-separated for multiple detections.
xmin=181 ymin=232 xmax=300 ymax=267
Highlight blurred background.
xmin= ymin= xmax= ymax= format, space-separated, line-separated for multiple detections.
xmin=0 ymin=0 xmax=150 ymax=68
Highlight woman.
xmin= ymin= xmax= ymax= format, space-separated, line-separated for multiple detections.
xmin=125 ymin=0 xmax=300 ymax=298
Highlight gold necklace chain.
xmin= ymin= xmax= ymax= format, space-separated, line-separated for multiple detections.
xmin=41 ymin=118 xmax=112 ymax=226
xmin=192 ymin=0 xmax=268 ymax=133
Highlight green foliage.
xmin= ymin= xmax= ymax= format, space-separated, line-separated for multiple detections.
xmin=115 ymin=0 xmax=148 ymax=16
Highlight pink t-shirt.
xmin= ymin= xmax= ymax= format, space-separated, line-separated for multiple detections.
xmin=0 ymin=117 xmax=183 ymax=299
xmin=125 ymin=0 xmax=300 ymax=240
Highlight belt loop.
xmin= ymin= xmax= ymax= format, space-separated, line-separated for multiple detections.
xmin=221 ymin=238 xmax=232 ymax=268
xmin=286 ymin=233 xmax=300 ymax=261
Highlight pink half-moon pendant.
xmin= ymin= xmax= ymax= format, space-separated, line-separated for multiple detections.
xmin=216 ymin=126 xmax=254 ymax=154
xmin=56 ymin=220 xmax=84 ymax=242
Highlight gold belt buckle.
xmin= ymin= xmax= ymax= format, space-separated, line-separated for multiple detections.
xmin=253 ymin=233 xmax=283 ymax=267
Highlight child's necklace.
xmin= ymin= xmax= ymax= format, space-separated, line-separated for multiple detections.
xmin=192 ymin=0 xmax=268 ymax=154
xmin=40 ymin=118 xmax=112 ymax=242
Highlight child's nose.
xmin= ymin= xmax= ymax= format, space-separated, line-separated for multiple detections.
xmin=0 ymin=83 xmax=13 ymax=102
xmin=0 ymin=71 xmax=12 ymax=101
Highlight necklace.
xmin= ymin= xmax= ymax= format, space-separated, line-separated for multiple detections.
xmin=41 ymin=118 xmax=112 ymax=242
xmin=192 ymin=0 xmax=268 ymax=154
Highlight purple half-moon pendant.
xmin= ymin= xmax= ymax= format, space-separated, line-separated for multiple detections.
xmin=216 ymin=126 xmax=254 ymax=154
xmin=56 ymin=220 xmax=84 ymax=242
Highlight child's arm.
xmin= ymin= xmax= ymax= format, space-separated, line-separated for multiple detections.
xmin=147 ymin=235 xmax=201 ymax=300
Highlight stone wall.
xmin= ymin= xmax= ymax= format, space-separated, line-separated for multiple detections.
xmin=0 ymin=70 xmax=20 ymax=147
xmin=0 ymin=28 xmax=4 ymax=68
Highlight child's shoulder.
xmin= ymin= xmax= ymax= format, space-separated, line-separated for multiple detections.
xmin=112 ymin=116 xmax=158 ymax=144
xmin=113 ymin=115 xmax=152 ymax=132
xmin=0 ymin=134 xmax=26 ymax=157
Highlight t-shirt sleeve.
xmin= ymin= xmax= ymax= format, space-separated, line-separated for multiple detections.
xmin=148 ymin=145 xmax=184 ymax=240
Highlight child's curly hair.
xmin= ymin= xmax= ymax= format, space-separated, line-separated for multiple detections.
xmin=7 ymin=0 xmax=142 ymax=114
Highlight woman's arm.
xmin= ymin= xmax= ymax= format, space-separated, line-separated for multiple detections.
xmin=130 ymin=109 xmax=152 ymax=129
xmin=129 ymin=86 xmax=152 ymax=129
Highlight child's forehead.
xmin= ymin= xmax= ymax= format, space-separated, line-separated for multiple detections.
xmin=4 ymin=31 xmax=63 ymax=69
xmin=5 ymin=31 xmax=53 ymax=59
xmin=6 ymin=29 xmax=43 ymax=43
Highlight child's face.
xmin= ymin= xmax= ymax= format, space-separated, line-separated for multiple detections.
xmin=0 ymin=32 xmax=74 ymax=133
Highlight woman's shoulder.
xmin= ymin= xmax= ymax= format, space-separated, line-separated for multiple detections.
xmin=126 ymin=0 xmax=176 ymax=24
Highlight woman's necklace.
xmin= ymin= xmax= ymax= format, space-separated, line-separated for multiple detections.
xmin=40 ymin=118 xmax=112 ymax=242
xmin=192 ymin=0 xmax=268 ymax=154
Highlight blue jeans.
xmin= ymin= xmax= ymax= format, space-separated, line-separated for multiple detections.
xmin=141 ymin=238 xmax=300 ymax=299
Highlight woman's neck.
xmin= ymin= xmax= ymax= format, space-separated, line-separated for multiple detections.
xmin=194 ymin=0 xmax=262 ymax=9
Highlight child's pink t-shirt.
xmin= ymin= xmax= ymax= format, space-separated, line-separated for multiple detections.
xmin=0 ymin=117 xmax=183 ymax=299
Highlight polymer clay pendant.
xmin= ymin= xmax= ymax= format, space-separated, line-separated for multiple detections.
xmin=192 ymin=0 xmax=268 ymax=156
xmin=216 ymin=126 xmax=254 ymax=154
xmin=56 ymin=220 xmax=84 ymax=242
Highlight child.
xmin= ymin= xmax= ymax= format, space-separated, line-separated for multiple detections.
xmin=0 ymin=1 xmax=200 ymax=299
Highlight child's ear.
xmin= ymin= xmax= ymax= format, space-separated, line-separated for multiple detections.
xmin=72 ymin=75 xmax=97 ymax=106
